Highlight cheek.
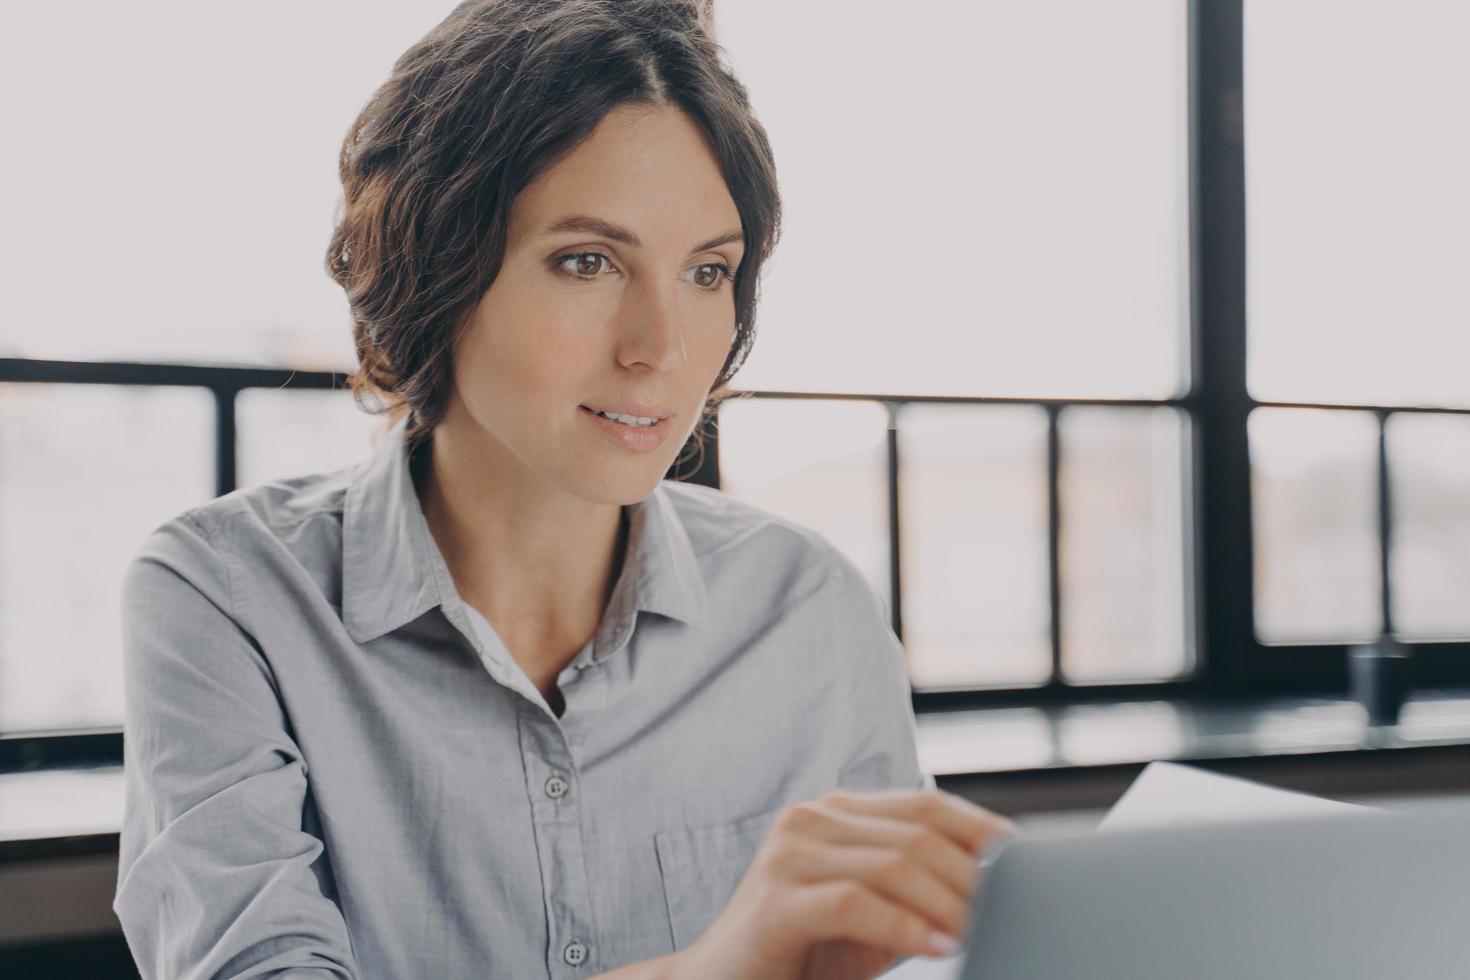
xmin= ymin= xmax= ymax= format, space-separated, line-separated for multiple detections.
xmin=467 ymin=294 xmax=603 ymax=398
xmin=490 ymin=335 xmax=589 ymax=421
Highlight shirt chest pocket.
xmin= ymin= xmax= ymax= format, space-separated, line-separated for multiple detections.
xmin=653 ymin=806 xmax=784 ymax=951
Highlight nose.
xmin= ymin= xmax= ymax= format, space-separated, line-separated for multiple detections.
xmin=615 ymin=277 xmax=687 ymax=373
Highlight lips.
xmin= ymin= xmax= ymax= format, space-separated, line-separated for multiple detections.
xmin=579 ymin=403 xmax=674 ymax=451
xmin=579 ymin=405 xmax=654 ymax=426
xmin=579 ymin=402 xmax=674 ymax=419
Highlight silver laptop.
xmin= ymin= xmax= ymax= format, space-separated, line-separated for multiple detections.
xmin=958 ymin=798 xmax=1470 ymax=979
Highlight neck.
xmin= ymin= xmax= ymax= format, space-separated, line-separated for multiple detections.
xmin=413 ymin=414 xmax=630 ymax=673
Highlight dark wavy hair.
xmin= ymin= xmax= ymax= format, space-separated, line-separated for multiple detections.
xmin=326 ymin=0 xmax=780 ymax=466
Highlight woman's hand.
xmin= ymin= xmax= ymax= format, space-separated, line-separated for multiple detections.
xmin=670 ymin=788 xmax=1018 ymax=980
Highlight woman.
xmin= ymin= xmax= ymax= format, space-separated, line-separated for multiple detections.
xmin=113 ymin=2 xmax=1016 ymax=978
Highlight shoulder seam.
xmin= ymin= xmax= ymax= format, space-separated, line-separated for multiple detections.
xmin=181 ymin=508 xmax=237 ymax=622
xmin=221 ymin=480 xmax=350 ymax=534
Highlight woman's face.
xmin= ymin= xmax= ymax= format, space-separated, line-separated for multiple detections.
xmin=449 ymin=103 xmax=745 ymax=504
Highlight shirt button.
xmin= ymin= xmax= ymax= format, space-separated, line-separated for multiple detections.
xmin=544 ymin=774 xmax=569 ymax=799
xmin=563 ymin=940 xmax=588 ymax=966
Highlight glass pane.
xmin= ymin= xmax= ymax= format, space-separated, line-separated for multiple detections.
xmin=899 ymin=404 xmax=1050 ymax=689
xmin=1055 ymin=702 xmax=1190 ymax=767
xmin=716 ymin=399 xmax=889 ymax=606
xmin=1059 ymin=407 xmax=1191 ymax=682
xmin=0 ymin=384 xmax=214 ymax=732
xmin=237 ymin=389 xmax=387 ymax=488
xmin=1387 ymin=414 xmax=1470 ymax=639
xmin=915 ymin=707 xmax=1054 ymax=775
xmin=1246 ymin=1 xmax=1470 ymax=407
xmin=715 ymin=0 xmax=1187 ymax=399
xmin=1250 ymin=409 xmax=1381 ymax=643
xmin=0 ymin=3 xmax=458 ymax=368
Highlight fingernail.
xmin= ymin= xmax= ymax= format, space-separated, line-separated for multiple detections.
xmin=928 ymin=930 xmax=962 ymax=956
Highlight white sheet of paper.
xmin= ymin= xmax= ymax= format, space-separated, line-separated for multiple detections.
xmin=1096 ymin=760 xmax=1374 ymax=832
xmin=878 ymin=953 xmax=966 ymax=979
xmin=879 ymin=761 xmax=1372 ymax=979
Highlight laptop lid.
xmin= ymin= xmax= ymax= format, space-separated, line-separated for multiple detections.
xmin=958 ymin=798 xmax=1470 ymax=980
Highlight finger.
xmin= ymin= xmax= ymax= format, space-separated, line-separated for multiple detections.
xmin=793 ymin=878 xmax=963 ymax=960
xmin=783 ymin=838 xmax=973 ymax=940
xmin=778 ymin=800 xmax=982 ymax=899
xmin=820 ymin=788 xmax=1019 ymax=857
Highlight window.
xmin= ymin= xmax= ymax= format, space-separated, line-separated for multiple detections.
xmin=0 ymin=2 xmax=466 ymax=740
xmin=714 ymin=0 xmax=1196 ymax=693
xmin=0 ymin=384 xmax=212 ymax=731
xmin=1245 ymin=0 xmax=1470 ymax=410
xmin=0 ymin=2 xmax=455 ymax=370
xmin=1244 ymin=0 xmax=1470 ymax=656
xmin=713 ymin=0 xmax=1470 ymax=700
xmin=1249 ymin=409 xmax=1381 ymax=643
xmin=714 ymin=0 xmax=1189 ymax=400
xmin=236 ymin=389 xmax=384 ymax=488
xmin=5 ymin=1 xmax=1470 ymax=761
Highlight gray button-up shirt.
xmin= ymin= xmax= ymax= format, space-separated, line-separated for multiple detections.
xmin=114 ymin=414 xmax=931 ymax=979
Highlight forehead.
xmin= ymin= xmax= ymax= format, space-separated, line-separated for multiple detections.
xmin=508 ymin=104 xmax=741 ymax=245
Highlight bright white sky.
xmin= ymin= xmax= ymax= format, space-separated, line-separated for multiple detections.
xmin=0 ymin=0 xmax=1186 ymax=401
xmin=0 ymin=1 xmax=453 ymax=371
xmin=1245 ymin=0 xmax=1470 ymax=409
xmin=1 ymin=1 xmax=1462 ymax=407
xmin=714 ymin=0 xmax=1188 ymax=399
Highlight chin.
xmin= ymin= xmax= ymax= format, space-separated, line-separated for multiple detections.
xmin=572 ymin=462 xmax=668 ymax=506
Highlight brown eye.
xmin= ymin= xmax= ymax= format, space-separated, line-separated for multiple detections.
xmin=683 ymin=262 xmax=732 ymax=290
xmin=557 ymin=252 xmax=611 ymax=278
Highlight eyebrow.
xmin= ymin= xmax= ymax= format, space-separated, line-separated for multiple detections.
xmin=543 ymin=214 xmax=744 ymax=254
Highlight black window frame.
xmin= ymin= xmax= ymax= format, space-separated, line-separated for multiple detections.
xmin=5 ymin=0 xmax=1470 ymax=774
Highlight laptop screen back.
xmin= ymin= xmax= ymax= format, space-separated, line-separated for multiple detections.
xmin=959 ymin=799 xmax=1470 ymax=980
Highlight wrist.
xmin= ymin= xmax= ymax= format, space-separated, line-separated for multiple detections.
xmin=671 ymin=935 xmax=744 ymax=980
xmin=662 ymin=941 xmax=704 ymax=980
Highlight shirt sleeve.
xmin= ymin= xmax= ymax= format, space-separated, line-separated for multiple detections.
xmin=828 ymin=547 xmax=936 ymax=793
xmin=113 ymin=509 xmax=361 ymax=979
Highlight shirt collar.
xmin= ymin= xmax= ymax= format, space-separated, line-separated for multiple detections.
xmin=341 ymin=414 xmax=707 ymax=648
